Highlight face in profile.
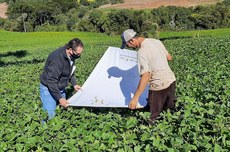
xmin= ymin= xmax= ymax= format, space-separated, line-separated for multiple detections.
xmin=126 ymin=39 xmax=139 ymax=49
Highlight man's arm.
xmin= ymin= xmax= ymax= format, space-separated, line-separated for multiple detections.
xmin=129 ymin=72 xmax=150 ymax=109
xmin=166 ymin=53 xmax=173 ymax=61
xmin=158 ymin=40 xmax=173 ymax=61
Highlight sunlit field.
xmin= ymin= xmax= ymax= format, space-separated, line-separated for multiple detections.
xmin=0 ymin=29 xmax=229 ymax=151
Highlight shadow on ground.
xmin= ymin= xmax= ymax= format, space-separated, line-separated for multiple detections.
xmin=0 ymin=50 xmax=45 ymax=66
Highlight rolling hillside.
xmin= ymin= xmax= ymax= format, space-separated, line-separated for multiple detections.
xmin=99 ymin=0 xmax=223 ymax=9
xmin=0 ymin=0 xmax=223 ymax=19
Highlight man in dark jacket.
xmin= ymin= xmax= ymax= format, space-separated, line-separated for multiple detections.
xmin=40 ymin=38 xmax=84 ymax=120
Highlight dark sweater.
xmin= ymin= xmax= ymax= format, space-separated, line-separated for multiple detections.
xmin=40 ymin=46 xmax=77 ymax=101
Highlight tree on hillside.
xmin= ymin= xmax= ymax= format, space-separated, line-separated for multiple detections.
xmin=6 ymin=0 xmax=77 ymax=31
xmin=88 ymin=10 xmax=106 ymax=32
xmin=151 ymin=7 xmax=172 ymax=30
xmin=2 ymin=0 xmax=229 ymax=32
xmin=215 ymin=1 xmax=230 ymax=27
xmin=131 ymin=10 xmax=150 ymax=32
xmin=222 ymin=0 xmax=230 ymax=5
xmin=107 ymin=9 xmax=133 ymax=34
xmin=130 ymin=10 xmax=159 ymax=38
xmin=173 ymin=7 xmax=194 ymax=30
xmin=151 ymin=6 xmax=194 ymax=30
xmin=191 ymin=5 xmax=222 ymax=29
xmin=111 ymin=0 xmax=124 ymax=4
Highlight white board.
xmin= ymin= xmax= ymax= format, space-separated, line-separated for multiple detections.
xmin=68 ymin=47 xmax=148 ymax=108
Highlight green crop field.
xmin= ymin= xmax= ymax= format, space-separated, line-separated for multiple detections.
xmin=0 ymin=29 xmax=229 ymax=151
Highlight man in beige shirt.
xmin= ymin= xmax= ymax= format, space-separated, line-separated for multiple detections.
xmin=121 ymin=29 xmax=176 ymax=125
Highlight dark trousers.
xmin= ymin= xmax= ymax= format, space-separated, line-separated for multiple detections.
xmin=148 ymin=81 xmax=176 ymax=121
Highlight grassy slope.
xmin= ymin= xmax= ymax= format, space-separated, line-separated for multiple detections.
xmin=0 ymin=31 xmax=120 ymax=52
xmin=159 ymin=28 xmax=230 ymax=39
xmin=1 ymin=28 xmax=229 ymax=51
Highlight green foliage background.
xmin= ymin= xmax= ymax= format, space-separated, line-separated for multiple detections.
xmin=0 ymin=0 xmax=229 ymax=35
xmin=0 ymin=28 xmax=229 ymax=151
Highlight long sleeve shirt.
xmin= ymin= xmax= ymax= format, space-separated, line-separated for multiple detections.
xmin=40 ymin=46 xmax=77 ymax=101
